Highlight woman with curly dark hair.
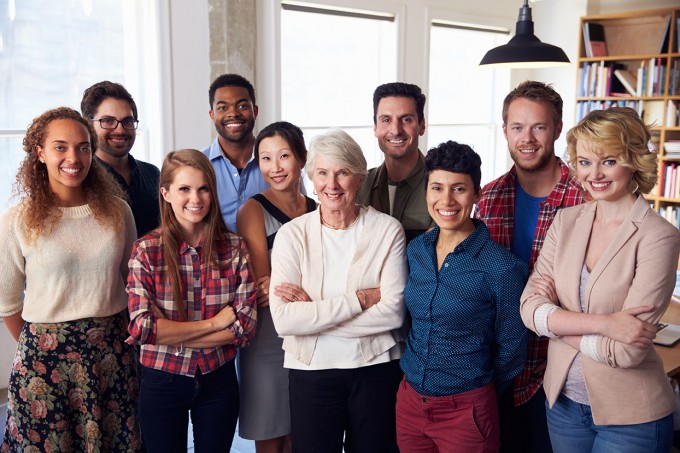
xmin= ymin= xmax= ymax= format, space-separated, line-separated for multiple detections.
xmin=0 ymin=107 xmax=141 ymax=451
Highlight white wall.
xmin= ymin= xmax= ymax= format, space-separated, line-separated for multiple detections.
xmin=161 ymin=0 xmax=212 ymax=152
xmin=589 ymin=0 xmax=680 ymax=15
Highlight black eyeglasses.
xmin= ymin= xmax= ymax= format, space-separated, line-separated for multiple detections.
xmin=93 ymin=117 xmax=139 ymax=130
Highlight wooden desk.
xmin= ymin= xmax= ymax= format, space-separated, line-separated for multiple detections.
xmin=655 ymin=300 xmax=680 ymax=377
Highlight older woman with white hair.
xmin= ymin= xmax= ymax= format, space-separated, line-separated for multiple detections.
xmin=269 ymin=129 xmax=407 ymax=453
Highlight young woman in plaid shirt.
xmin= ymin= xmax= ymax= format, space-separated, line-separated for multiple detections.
xmin=126 ymin=149 xmax=257 ymax=452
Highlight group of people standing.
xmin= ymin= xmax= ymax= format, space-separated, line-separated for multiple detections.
xmin=0 ymin=72 xmax=678 ymax=453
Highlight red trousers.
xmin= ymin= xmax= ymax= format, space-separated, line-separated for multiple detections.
xmin=396 ymin=378 xmax=500 ymax=453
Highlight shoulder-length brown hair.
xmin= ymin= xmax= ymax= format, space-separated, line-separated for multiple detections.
xmin=159 ymin=149 xmax=230 ymax=320
xmin=15 ymin=107 xmax=125 ymax=242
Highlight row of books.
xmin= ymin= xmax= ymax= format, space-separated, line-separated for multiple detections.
xmin=575 ymin=100 xmax=641 ymax=122
xmin=657 ymin=205 xmax=680 ymax=229
xmin=669 ymin=59 xmax=680 ymax=96
xmin=660 ymin=163 xmax=680 ymax=200
xmin=577 ymin=59 xmax=673 ymax=98
xmin=638 ymin=59 xmax=671 ymax=97
xmin=666 ymin=100 xmax=680 ymax=128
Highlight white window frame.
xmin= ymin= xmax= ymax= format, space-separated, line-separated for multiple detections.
xmin=257 ymin=0 xmax=516 ymax=178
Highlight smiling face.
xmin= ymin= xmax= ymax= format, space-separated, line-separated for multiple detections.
xmin=92 ymin=97 xmax=136 ymax=160
xmin=209 ymin=86 xmax=258 ymax=145
xmin=258 ymin=135 xmax=303 ymax=192
xmin=312 ymin=154 xmax=363 ymax=215
xmin=503 ymin=98 xmax=562 ymax=173
xmin=575 ymin=140 xmax=635 ymax=204
xmin=374 ymin=96 xmax=425 ymax=161
xmin=161 ymin=166 xmax=212 ymax=238
xmin=426 ymin=170 xmax=478 ymax=233
xmin=37 ymin=118 xmax=93 ymax=205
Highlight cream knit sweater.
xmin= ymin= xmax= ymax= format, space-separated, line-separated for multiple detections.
xmin=0 ymin=199 xmax=136 ymax=323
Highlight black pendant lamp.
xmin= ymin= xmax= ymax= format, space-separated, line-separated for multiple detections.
xmin=479 ymin=0 xmax=570 ymax=68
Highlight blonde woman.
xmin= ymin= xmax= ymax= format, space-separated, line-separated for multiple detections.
xmin=521 ymin=108 xmax=680 ymax=453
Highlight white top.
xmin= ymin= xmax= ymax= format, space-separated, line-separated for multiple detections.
xmin=270 ymin=206 xmax=408 ymax=367
xmin=388 ymin=183 xmax=397 ymax=216
xmin=0 ymin=200 xmax=136 ymax=322
xmin=285 ymin=213 xmax=391 ymax=370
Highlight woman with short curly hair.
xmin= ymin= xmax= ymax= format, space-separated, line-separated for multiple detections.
xmin=0 ymin=107 xmax=141 ymax=451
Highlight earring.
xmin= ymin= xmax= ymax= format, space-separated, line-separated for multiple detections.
xmin=39 ymin=158 xmax=44 ymax=163
xmin=628 ymin=179 xmax=639 ymax=194
xmin=313 ymin=189 xmax=317 ymax=196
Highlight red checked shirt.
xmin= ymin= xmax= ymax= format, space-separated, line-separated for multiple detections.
xmin=126 ymin=230 xmax=257 ymax=377
xmin=476 ymin=158 xmax=584 ymax=405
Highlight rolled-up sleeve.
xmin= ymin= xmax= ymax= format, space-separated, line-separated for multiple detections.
xmin=595 ymin=227 xmax=679 ymax=368
xmin=520 ymin=213 xmax=561 ymax=333
xmin=225 ymin=240 xmax=257 ymax=347
xmin=126 ymin=240 xmax=158 ymax=345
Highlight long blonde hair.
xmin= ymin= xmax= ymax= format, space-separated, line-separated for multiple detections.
xmin=159 ymin=149 xmax=230 ymax=320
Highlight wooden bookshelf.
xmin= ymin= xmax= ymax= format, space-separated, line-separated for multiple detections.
xmin=576 ymin=8 xmax=680 ymax=239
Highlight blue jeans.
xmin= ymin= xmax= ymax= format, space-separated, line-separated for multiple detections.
xmin=138 ymin=361 xmax=239 ymax=453
xmin=546 ymin=393 xmax=673 ymax=453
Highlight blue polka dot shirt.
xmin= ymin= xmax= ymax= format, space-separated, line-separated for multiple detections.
xmin=400 ymin=220 xmax=529 ymax=397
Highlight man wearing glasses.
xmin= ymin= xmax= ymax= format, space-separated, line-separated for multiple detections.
xmin=81 ymin=81 xmax=160 ymax=237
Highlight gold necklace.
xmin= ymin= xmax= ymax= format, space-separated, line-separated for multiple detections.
xmin=320 ymin=207 xmax=360 ymax=230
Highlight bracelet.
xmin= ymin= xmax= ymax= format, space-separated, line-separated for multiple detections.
xmin=357 ymin=290 xmax=367 ymax=307
xmin=174 ymin=342 xmax=183 ymax=357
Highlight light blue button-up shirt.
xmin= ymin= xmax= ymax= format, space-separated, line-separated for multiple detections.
xmin=203 ymin=138 xmax=269 ymax=233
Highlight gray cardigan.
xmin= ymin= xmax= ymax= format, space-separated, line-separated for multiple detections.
xmin=269 ymin=206 xmax=407 ymax=366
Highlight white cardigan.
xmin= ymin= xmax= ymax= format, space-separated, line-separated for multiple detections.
xmin=269 ymin=206 xmax=408 ymax=366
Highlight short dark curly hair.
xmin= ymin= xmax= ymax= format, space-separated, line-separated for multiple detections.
xmin=209 ymin=74 xmax=256 ymax=107
xmin=424 ymin=141 xmax=482 ymax=193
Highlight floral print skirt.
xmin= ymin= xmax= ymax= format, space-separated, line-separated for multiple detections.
xmin=1 ymin=311 xmax=141 ymax=453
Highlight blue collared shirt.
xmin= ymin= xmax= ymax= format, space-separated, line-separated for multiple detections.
xmin=400 ymin=220 xmax=529 ymax=397
xmin=203 ymin=138 xmax=269 ymax=233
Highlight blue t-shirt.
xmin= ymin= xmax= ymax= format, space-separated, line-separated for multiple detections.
xmin=511 ymin=181 xmax=547 ymax=265
xmin=400 ymin=220 xmax=529 ymax=396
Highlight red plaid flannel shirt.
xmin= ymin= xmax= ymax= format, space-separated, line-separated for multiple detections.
xmin=126 ymin=230 xmax=257 ymax=377
xmin=476 ymin=159 xmax=584 ymax=405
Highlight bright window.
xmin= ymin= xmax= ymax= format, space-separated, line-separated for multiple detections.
xmin=427 ymin=22 xmax=510 ymax=186
xmin=0 ymin=0 xmax=161 ymax=210
xmin=280 ymin=3 xmax=397 ymax=174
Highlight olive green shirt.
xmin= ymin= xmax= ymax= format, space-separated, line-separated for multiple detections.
xmin=357 ymin=155 xmax=434 ymax=243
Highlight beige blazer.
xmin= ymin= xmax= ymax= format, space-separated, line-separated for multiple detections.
xmin=521 ymin=196 xmax=680 ymax=425
xmin=269 ymin=206 xmax=407 ymax=366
